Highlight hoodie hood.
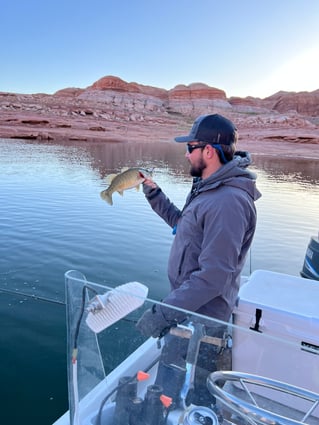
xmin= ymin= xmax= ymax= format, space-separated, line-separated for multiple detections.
xmin=193 ymin=150 xmax=261 ymax=202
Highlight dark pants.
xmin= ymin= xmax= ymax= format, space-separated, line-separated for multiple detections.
xmin=155 ymin=321 xmax=231 ymax=407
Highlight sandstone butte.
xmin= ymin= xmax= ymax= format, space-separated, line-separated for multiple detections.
xmin=0 ymin=75 xmax=319 ymax=158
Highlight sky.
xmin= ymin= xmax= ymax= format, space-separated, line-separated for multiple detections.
xmin=1 ymin=0 xmax=319 ymax=99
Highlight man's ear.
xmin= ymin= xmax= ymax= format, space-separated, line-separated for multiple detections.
xmin=205 ymin=145 xmax=214 ymax=159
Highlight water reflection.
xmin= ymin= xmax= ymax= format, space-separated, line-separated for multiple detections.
xmin=84 ymin=141 xmax=319 ymax=187
xmin=85 ymin=140 xmax=189 ymax=178
xmin=252 ymin=155 xmax=319 ymax=185
xmin=8 ymin=138 xmax=319 ymax=186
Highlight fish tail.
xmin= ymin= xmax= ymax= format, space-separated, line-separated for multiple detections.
xmin=100 ymin=190 xmax=113 ymax=205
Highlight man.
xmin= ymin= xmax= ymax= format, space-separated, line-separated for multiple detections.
xmin=136 ymin=113 xmax=261 ymax=405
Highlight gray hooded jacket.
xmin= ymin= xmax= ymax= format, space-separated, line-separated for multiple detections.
xmin=144 ymin=152 xmax=261 ymax=322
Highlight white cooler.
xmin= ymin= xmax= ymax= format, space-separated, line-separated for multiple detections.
xmin=232 ymin=270 xmax=319 ymax=417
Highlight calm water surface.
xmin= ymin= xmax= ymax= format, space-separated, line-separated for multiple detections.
xmin=1 ymin=138 xmax=318 ymax=424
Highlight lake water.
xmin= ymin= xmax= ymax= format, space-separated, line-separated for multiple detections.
xmin=1 ymin=138 xmax=318 ymax=424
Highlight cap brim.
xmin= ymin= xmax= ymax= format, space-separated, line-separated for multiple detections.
xmin=174 ymin=135 xmax=197 ymax=143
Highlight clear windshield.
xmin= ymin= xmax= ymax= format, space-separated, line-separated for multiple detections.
xmin=63 ymin=270 xmax=319 ymax=425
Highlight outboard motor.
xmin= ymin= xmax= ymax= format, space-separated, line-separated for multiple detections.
xmin=300 ymin=235 xmax=319 ymax=281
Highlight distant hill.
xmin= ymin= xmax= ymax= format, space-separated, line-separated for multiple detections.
xmin=0 ymin=76 xmax=318 ymax=156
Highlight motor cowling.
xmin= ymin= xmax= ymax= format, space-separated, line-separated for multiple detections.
xmin=300 ymin=236 xmax=319 ymax=281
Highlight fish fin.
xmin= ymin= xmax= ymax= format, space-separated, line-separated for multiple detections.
xmin=120 ymin=167 xmax=129 ymax=173
xmin=135 ymin=184 xmax=140 ymax=192
xmin=100 ymin=190 xmax=113 ymax=205
xmin=105 ymin=173 xmax=118 ymax=184
xmin=118 ymin=190 xmax=124 ymax=196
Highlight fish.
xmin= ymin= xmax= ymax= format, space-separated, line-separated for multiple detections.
xmin=100 ymin=167 xmax=153 ymax=205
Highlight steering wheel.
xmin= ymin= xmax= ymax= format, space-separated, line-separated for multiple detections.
xmin=207 ymin=371 xmax=319 ymax=425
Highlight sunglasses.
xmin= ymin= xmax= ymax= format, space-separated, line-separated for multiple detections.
xmin=186 ymin=143 xmax=207 ymax=154
xmin=186 ymin=143 xmax=229 ymax=163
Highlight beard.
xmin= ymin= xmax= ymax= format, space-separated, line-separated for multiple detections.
xmin=190 ymin=156 xmax=206 ymax=177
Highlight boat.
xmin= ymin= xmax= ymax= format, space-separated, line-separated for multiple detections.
xmin=300 ymin=234 xmax=319 ymax=281
xmin=53 ymin=269 xmax=319 ymax=425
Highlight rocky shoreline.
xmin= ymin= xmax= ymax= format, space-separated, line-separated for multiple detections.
xmin=1 ymin=76 xmax=318 ymax=158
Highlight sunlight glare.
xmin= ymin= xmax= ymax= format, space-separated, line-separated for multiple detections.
xmin=258 ymin=45 xmax=319 ymax=98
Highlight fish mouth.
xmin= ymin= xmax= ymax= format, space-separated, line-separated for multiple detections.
xmin=138 ymin=168 xmax=153 ymax=179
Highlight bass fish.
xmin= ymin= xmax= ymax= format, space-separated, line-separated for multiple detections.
xmin=100 ymin=167 xmax=153 ymax=205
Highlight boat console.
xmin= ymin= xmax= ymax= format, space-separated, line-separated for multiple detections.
xmin=53 ymin=270 xmax=319 ymax=425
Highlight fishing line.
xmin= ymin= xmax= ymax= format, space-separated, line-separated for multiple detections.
xmin=0 ymin=287 xmax=65 ymax=305
xmin=0 ymin=286 xmax=141 ymax=324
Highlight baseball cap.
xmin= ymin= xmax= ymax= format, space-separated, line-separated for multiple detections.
xmin=174 ymin=114 xmax=237 ymax=146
